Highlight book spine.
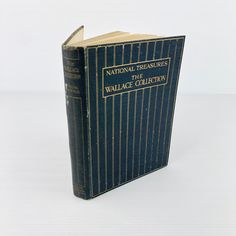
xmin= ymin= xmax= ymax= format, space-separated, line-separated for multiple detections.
xmin=62 ymin=46 xmax=90 ymax=199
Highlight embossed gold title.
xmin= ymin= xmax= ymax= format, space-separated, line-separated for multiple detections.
xmin=104 ymin=60 xmax=168 ymax=94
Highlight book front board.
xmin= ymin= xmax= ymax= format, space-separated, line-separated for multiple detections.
xmin=85 ymin=37 xmax=185 ymax=197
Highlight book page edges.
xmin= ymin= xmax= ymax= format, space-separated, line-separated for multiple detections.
xmin=63 ymin=26 xmax=163 ymax=48
xmin=63 ymin=25 xmax=84 ymax=47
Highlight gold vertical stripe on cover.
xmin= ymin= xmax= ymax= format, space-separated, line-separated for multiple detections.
xmin=149 ymin=41 xmax=164 ymax=167
xmin=131 ymin=43 xmax=141 ymax=178
xmin=112 ymin=92 xmax=115 ymax=186
xmin=125 ymin=92 xmax=130 ymax=180
xmin=112 ymin=46 xmax=116 ymax=187
xmin=161 ymin=40 xmax=178 ymax=166
xmin=165 ymin=39 xmax=185 ymax=162
xmin=138 ymin=89 xmax=144 ymax=176
xmin=118 ymin=94 xmax=122 ymax=184
xmin=125 ymin=44 xmax=133 ymax=180
xmin=118 ymin=45 xmax=125 ymax=184
xmin=137 ymin=43 xmax=147 ymax=176
xmin=95 ymin=47 xmax=100 ymax=192
xmin=143 ymin=42 xmax=151 ymax=172
xmin=87 ymin=49 xmax=93 ymax=197
xmin=155 ymin=44 xmax=173 ymax=162
xmin=104 ymin=47 xmax=108 ymax=190
xmin=131 ymin=91 xmax=137 ymax=178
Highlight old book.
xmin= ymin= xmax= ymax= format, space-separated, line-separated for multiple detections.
xmin=62 ymin=26 xmax=185 ymax=199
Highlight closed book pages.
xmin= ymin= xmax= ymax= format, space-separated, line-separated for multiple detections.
xmin=62 ymin=26 xmax=185 ymax=199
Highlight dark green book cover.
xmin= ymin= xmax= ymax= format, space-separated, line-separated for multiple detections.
xmin=62 ymin=26 xmax=185 ymax=199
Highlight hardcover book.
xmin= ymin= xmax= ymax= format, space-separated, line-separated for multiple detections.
xmin=62 ymin=26 xmax=185 ymax=199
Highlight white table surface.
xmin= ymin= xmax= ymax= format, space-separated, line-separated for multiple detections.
xmin=1 ymin=92 xmax=235 ymax=235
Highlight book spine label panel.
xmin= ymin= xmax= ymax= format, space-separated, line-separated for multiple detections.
xmin=102 ymin=57 xmax=171 ymax=97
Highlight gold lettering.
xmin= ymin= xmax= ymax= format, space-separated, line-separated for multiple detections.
xmin=131 ymin=74 xmax=143 ymax=80
xmin=136 ymin=60 xmax=168 ymax=70
xmin=134 ymin=76 xmax=166 ymax=87
xmin=106 ymin=66 xmax=135 ymax=76
xmin=105 ymin=81 xmax=133 ymax=94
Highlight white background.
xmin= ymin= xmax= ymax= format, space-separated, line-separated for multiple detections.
xmin=1 ymin=0 xmax=236 ymax=235
xmin=1 ymin=0 xmax=236 ymax=93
